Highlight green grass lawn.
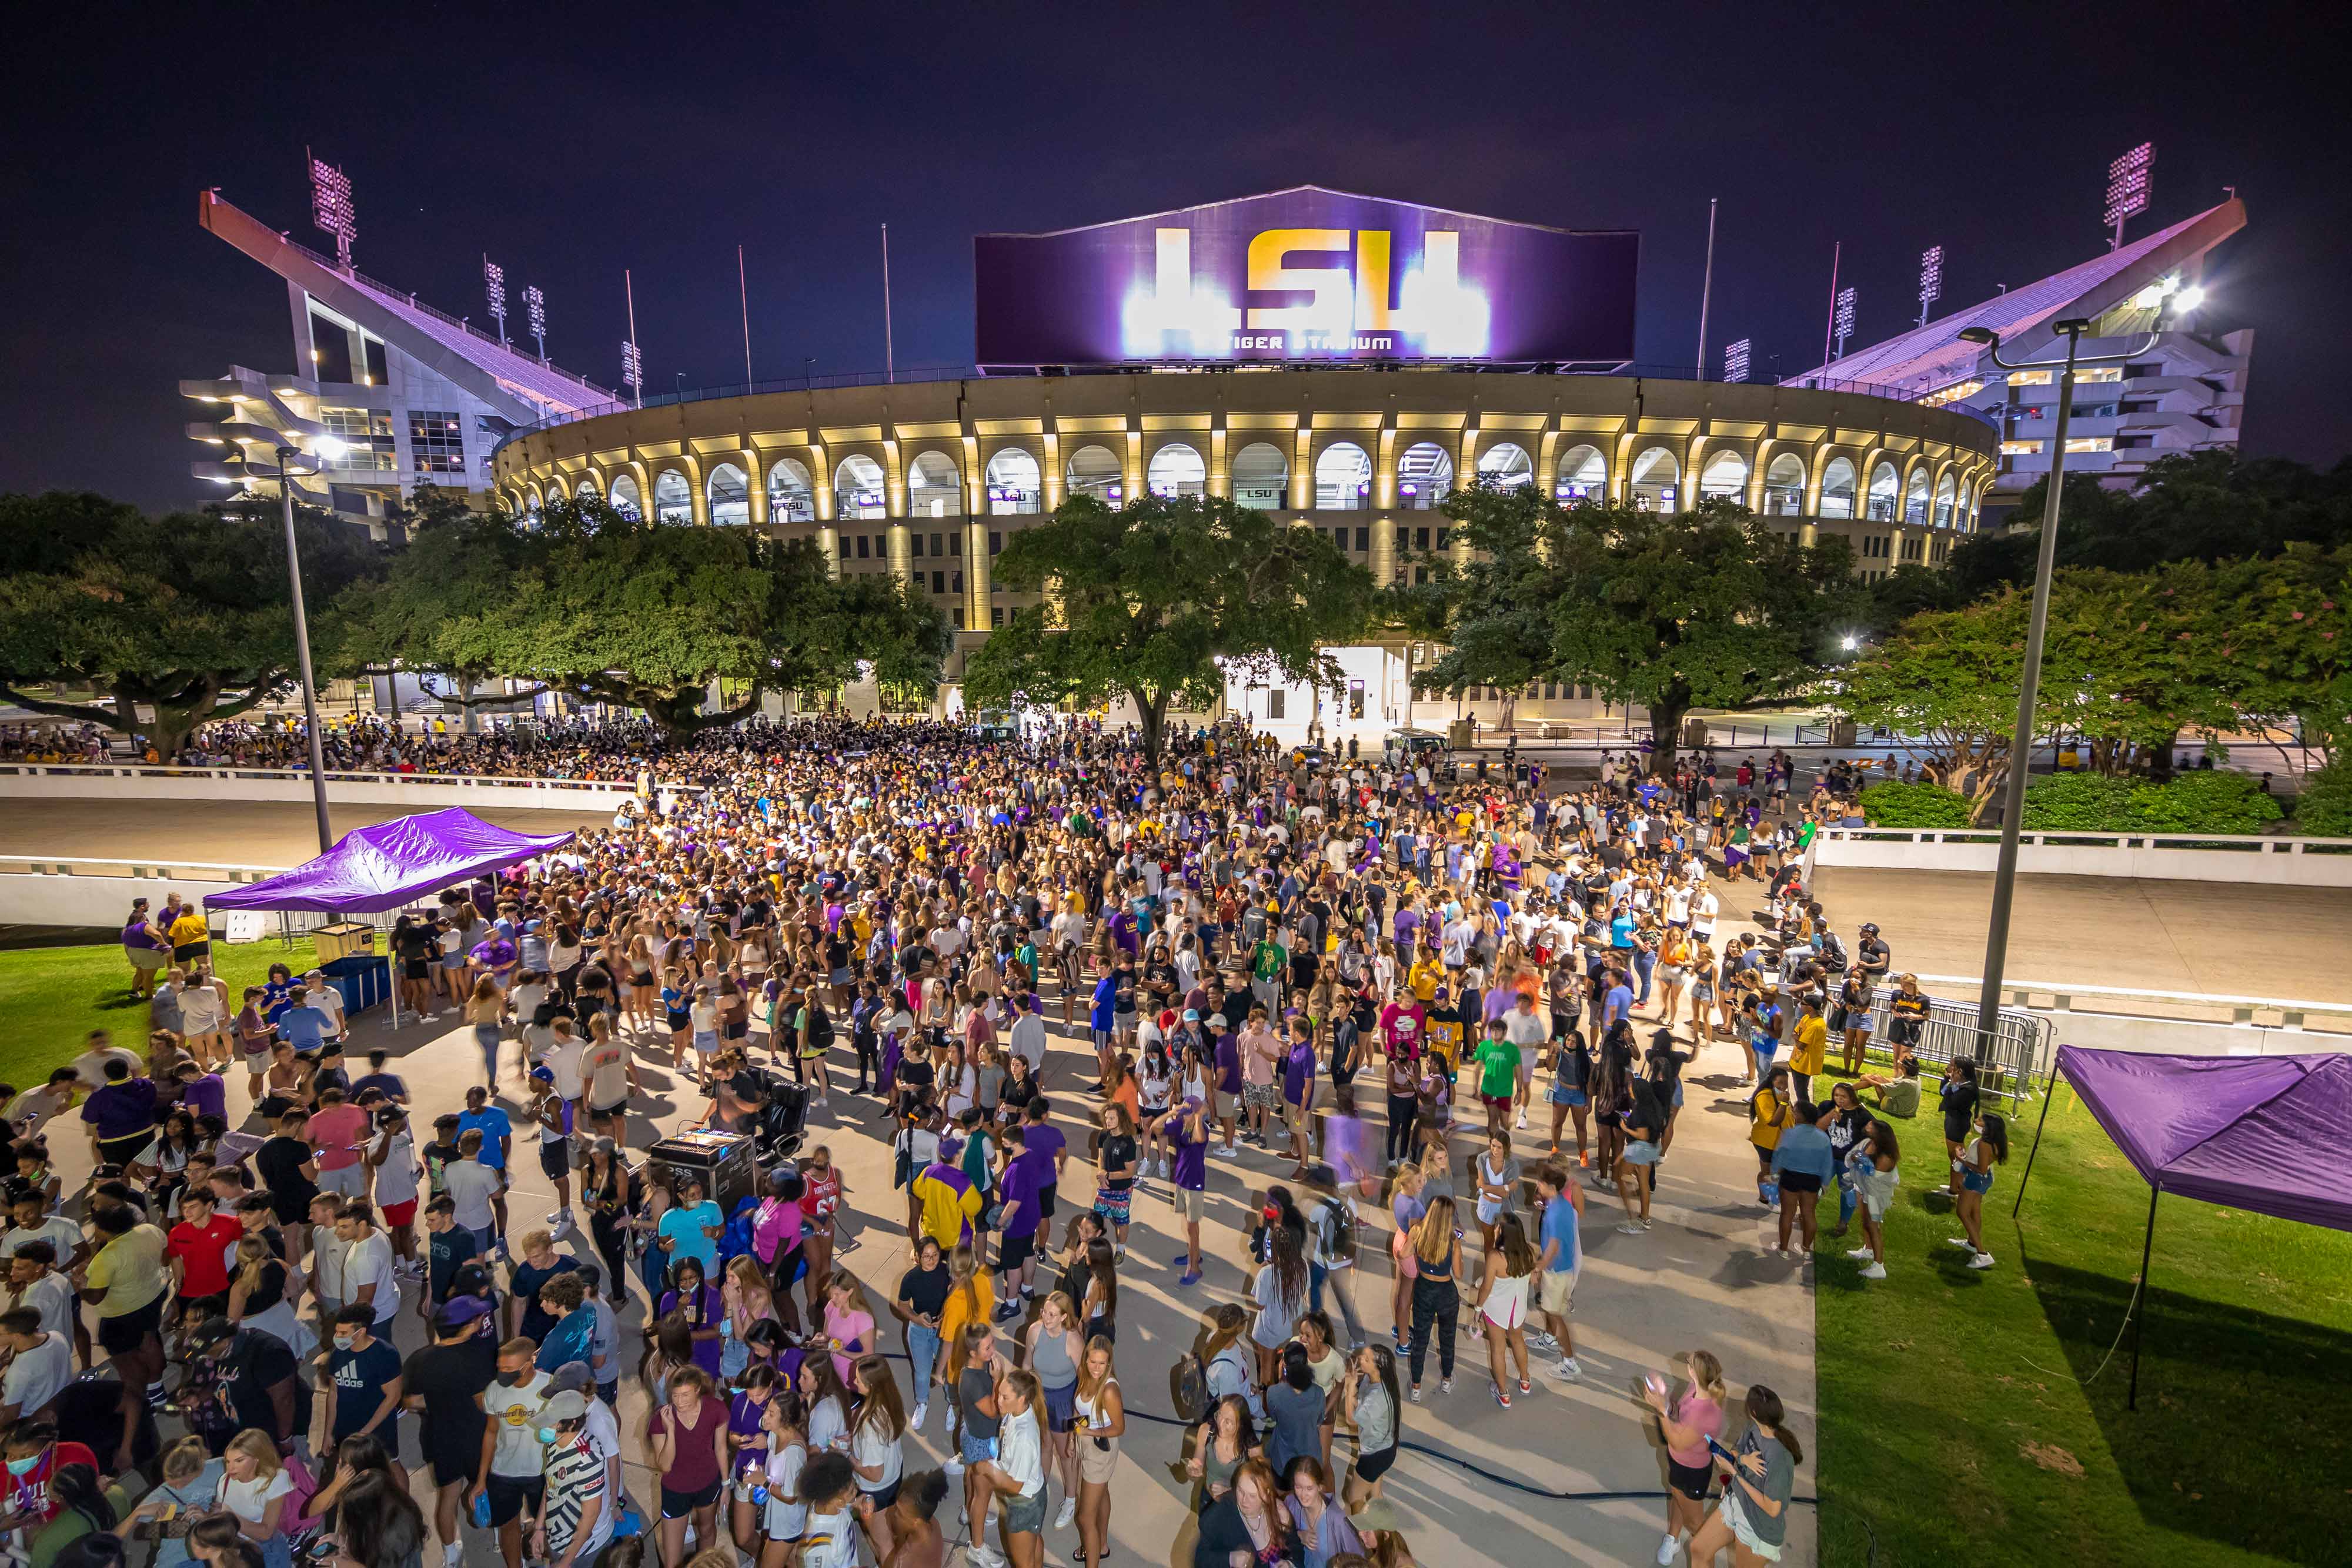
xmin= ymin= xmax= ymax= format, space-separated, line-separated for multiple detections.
xmin=1815 ymin=1070 xmax=2352 ymax=1568
xmin=0 ymin=935 xmax=322 ymax=1094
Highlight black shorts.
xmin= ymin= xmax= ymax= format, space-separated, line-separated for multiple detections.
xmin=539 ymin=1140 xmax=572 ymax=1182
xmin=174 ymin=941 xmax=211 ymax=962
xmin=1355 ymin=1444 xmax=1397 ymax=1483
xmin=96 ymin=1129 xmax=155 ymax=1168
xmin=1666 ymin=1457 xmax=1713 ymax=1500
xmin=1777 ymin=1172 xmax=1823 ymax=1195
xmin=660 ymin=1479 xmax=723 ymax=1519
xmin=860 ymin=1477 xmax=901 ymax=1510
xmin=405 ymin=959 xmax=433 ymax=981
xmin=1755 ymin=1146 xmax=1777 ymax=1171
xmin=999 ymin=1231 xmax=1037 ymax=1272
xmin=427 ymin=1442 xmax=479 ymax=1489
xmin=485 ymin=1472 xmax=544 ymax=1527
xmin=96 ymin=1293 xmax=165 ymax=1355
xmin=1037 ymin=1183 xmax=1057 ymax=1222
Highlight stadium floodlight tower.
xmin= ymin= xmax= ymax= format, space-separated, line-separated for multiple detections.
xmin=1833 ymin=288 xmax=1856 ymax=360
xmin=484 ymin=258 xmax=508 ymax=345
xmin=2105 ymin=141 xmax=2154 ymax=249
xmin=1916 ymin=246 xmax=1943 ymax=327
xmin=1955 ymin=273 xmax=2205 ymax=1042
xmin=526 ymin=286 xmax=547 ymax=364
xmin=308 ymin=150 xmax=355 ymax=271
xmin=1722 ymin=339 xmax=1750 ymax=384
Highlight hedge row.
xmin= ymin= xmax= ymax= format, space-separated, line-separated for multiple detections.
xmin=1858 ymin=770 xmax=2295 ymax=834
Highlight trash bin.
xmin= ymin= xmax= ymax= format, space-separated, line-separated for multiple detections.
xmin=320 ymin=954 xmax=389 ymax=1017
xmin=314 ymin=921 xmax=376 ymax=964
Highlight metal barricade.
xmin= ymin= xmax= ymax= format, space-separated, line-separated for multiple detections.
xmin=1865 ymin=993 xmax=2051 ymax=1104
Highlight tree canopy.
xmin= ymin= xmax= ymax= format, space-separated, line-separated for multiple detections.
xmin=1415 ymin=485 xmax=1865 ymax=770
xmin=0 ymin=490 xmax=386 ymax=758
xmin=963 ymin=492 xmax=1374 ymax=764
xmin=338 ymin=496 xmax=951 ymax=734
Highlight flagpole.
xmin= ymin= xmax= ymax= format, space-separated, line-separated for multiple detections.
xmin=1821 ymin=241 xmax=1841 ymax=372
xmin=739 ymin=245 xmax=754 ymax=386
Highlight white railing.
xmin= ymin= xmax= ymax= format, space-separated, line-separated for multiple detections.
xmin=0 ymin=762 xmax=666 ymax=811
xmin=1897 ymin=971 xmax=2352 ymax=1067
xmin=1812 ymin=825 xmax=2352 ymax=886
xmin=0 ymin=762 xmax=649 ymax=794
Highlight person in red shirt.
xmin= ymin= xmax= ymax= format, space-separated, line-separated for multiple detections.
xmin=306 ymin=1085 xmax=374 ymax=1199
xmin=164 ymin=1189 xmax=243 ymax=1342
xmin=0 ymin=1422 xmax=98 ymax=1532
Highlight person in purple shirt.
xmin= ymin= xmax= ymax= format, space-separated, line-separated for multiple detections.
xmin=1168 ymin=1098 xmax=1211 ymax=1286
xmin=1280 ymin=1024 xmax=1319 ymax=1176
xmin=470 ymin=934 xmax=519 ymax=982
xmin=992 ymin=1125 xmax=1051 ymax=1318
xmin=1019 ymin=1098 xmax=1067 ymax=1214
xmin=172 ymin=1061 xmax=228 ymax=1123
xmin=1213 ymin=1021 xmax=1244 ymax=1156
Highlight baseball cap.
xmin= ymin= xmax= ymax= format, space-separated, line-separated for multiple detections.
xmin=542 ymin=1390 xmax=590 ymax=1423
xmin=188 ymin=1315 xmax=236 ymax=1351
xmin=436 ymin=1295 xmax=497 ymax=1332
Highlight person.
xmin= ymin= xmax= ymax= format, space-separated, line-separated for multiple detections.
xmin=1949 ymin=1109 xmax=2009 ymax=1271
xmin=1469 ymin=1213 xmax=1535 ymax=1408
xmin=403 ymin=1298 xmax=496 ymax=1566
xmin=965 ymin=1365 xmax=1046 ymax=1568
xmin=1261 ymin=1343 xmax=1323 ymax=1477
xmin=1167 ymin=1098 xmax=1211 ymax=1288
xmin=1466 ymin=1017 xmax=1520 ymax=1144
xmin=1686 ymin=1385 xmax=1800 ymax=1567
xmin=1338 ymin=1342 xmax=1398 ymax=1511
xmin=891 ymin=1239 xmax=950 ymax=1434
xmin=1769 ymin=1104 xmax=1835 ymax=1260
xmin=1938 ymin=1058 xmax=1982 ymax=1200
xmin=852 ymin=1464 xmax=946 ymax=1568
xmin=1785 ymin=997 xmax=1828 ymax=1109
xmin=476 ymin=1337 xmax=554 ymax=1568
xmin=1746 ymin=1068 xmax=1793 ymax=1209
xmin=846 ymin=1355 xmax=907 ymax=1519
xmin=656 ymin=1178 xmax=723 ymax=1285
xmin=1068 ymin=1336 xmax=1122 ymax=1568
xmin=322 ymin=1304 xmax=403 ymax=1451
xmin=532 ymin=1390 xmax=612 ymax=1568
xmin=122 ymin=1435 xmax=225 ymax=1568
xmin=1281 ymin=1457 xmax=1361 ymax=1568
xmin=216 ymin=1429 xmax=298 ymax=1568
xmin=330 ymin=1472 xmax=429 ymax=1568
xmin=184 ymin=1316 xmax=308 ymax=1451
xmin=0 ymin=1308 xmax=72 ymax=1425
xmin=1841 ymin=1120 xmax=1902 ymax=1282
xmin=1642 ymin=1349 xmax=1728 ymax=1565
xmin=1528 ymin=1163 xmax=1584 ymax=1380
xmin=649 ymin=1366 xmax=730 ymax=1568
xmin=78 ymin=1062 xmax=157 ymax=1174
xmin=75 ymin=1203 xmax=168 ymax=1418
xmin=335 ymin=1203 xmax=400 ymax=1330
xmin=1192 ymin=1458 xmax=1294 ymax=1568
xmin=1248 ymin=1226 xmax=1311 ymax=1390
xmin=1402 ymin=1198 xmax=1462 ymax=1402
xmin=792 ymin=1452 xmax=860 ymax=1568
xmin=753 ymin=1386 xmax=809 ymax=1568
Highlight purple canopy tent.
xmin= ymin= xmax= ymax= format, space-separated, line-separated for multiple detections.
xmin=203 ymin=808 xmax=575 ymax=1029
xmin=2014 ymin=1045 xmax=2352 ymax=1407
xmin=203 ymin=808 xmax=576 ymax=915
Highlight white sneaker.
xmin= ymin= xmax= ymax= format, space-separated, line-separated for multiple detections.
xmin=1846 ymin=1248 xmax=1876 ymax=1261
xmin=1968 ymin=1252 xmax=1995 ymax=1269
xmin=1528 ymin=1330 xmax=1557 ymax=1350
xmin=912 ymin=1402 xmax=929 ymax=1431
xmin=1657 ymin=1533 xmax=1683 ymax=1565
xmin=1515 ymin=1111 xmax=1527 ymax=1130
xmin=1548 ymin=1356 xmax=1582 ymax=1380
xmin=966 ymin=1547 xmax=1004 ymax=1568
xmin=1053 ymin=1496 xmax=1077 ymax=1530
xmin=1438 ymin=1377 xmax=1453 ymax=1395
xmin=1616 ymin=1222 xmax=1645 ymax=1235
xmin=444 ymin=1546 xmax=462 ymax=1568
xmin=1859 ymin=1263 xmax=1887 ymax=1279
xmin=1947 ymin=1236 xmax=1975 ymax=1250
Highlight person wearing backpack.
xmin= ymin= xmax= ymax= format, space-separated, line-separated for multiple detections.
xmin=1304 ymin=1176 xmax=1364 ymax=1346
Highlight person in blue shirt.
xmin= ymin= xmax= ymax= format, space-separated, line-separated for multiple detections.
xmin=1747 ymin=988 xmax=1786 ymax=1088
xmin=656 ymin=1174 xmax=723 ymax=1279
xmin=457 ymin=1086 xmax=513 ymax=1171
xmin=1769 ymin=1102 xmax=1836 ymax=1258
xmin=533 ymin=1271 xmax=596 ymax=1374
xmin=1533 ymin=1164 xmax=1584 ymax=1379
xmin=278 ymin=995 xmax=335 ymax=1054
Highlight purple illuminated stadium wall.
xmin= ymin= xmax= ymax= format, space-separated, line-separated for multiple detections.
xmin=975 ymin=186 xmax=1638 ymax=367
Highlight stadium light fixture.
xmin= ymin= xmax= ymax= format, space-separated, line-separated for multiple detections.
xmin=525 ymin=285 xmax=547 ymax=363
xmin=1839 ymin=634 xmax=1859 ymax=653
xmin=1833 ymin=287 xmax=1856 ymax=360
xmin=485 ymin=258 xmax=507 ymax=345
xmin=1723 ymin=338 xmax=1750 ymax=384
xmin=2104 ymin=141 xmax=2154 ymax=249
xmin=1916 ymin=246 xmax=1944 ymax=328
xmin=307 ymin=149 xmax=356 ymax=271
xmin=1951 ymin=303 xmax=2182 ymax=1052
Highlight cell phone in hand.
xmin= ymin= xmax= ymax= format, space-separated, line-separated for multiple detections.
xmin=1705 ymin=1434 xmax=1741 ymax=1467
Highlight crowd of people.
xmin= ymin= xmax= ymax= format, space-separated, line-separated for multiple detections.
xmin=0 ymin=713 xmax=2004 ymax=1568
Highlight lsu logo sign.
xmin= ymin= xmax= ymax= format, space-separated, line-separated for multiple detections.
xmin=974 ymin=186 xmax=1638 ymax=369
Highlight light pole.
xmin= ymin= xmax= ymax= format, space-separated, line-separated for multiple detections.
xmin=1957 ymin=278 xmax=2201 ymax=1039
xmin=272 ymin=437 xmax=346 ymax=855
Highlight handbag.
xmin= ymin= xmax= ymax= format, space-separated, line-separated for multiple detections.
xmin=1389 ymin=1228 xmax=1419 ymax=1280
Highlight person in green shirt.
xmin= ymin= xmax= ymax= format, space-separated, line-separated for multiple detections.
xmin=1471 ymin=1018 xmax=1521 ymax=1141
xmin=1249 ymin=931 xmax=1288 ymax=1015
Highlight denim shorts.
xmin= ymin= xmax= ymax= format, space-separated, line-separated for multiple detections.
xmin=961 ymin=1430 xmax=998 ymax=1465
xmin=1549 ymin=1084 xmax=1587 ymax=1107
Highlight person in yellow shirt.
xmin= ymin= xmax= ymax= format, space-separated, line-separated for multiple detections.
xmin=166 ymin=905 xmax=212 ymax=965
xmin=1748 ymin=1065 xmax=1794 ymax=1206
xmin=1788 ymin=996 xmax=1829 ymax=1106
xmin=936 ymin=1243 xmax=995 ymax=1360
xmin=1407 ymin=952 xmax=1444 ymax=1004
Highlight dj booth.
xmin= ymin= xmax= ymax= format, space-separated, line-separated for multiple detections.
xmin=643 ymin=1069 xmax=810 ymax=1215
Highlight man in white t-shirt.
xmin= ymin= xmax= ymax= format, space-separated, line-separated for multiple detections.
xmin=1008 ymin=997 xmax=1048 ymax=1079
xmin=0 ymin=1311 xmax=72 ymax=1422
xmin=1692 ymin=887 xmax=1720 ymax=944
xmin=336 ymin=1204 xmax=402 ymax=1326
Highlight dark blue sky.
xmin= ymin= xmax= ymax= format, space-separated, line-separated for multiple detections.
xmin=2 ymin=1 xmax=2341 ymax=511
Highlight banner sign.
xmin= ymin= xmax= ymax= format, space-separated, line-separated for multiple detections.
xmin=975 ymin=186 xmax=1637 ymax=367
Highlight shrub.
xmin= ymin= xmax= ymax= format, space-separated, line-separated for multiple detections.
xmin=2290 ymin=760 xmax=2352 ymax=838
xmin=2117 ymin=770 xmax=2282 ymax=835
xmin=2020 ymin=773 xmax=2133 ymax=831
xmin=1858 ymin=780 xmax=1976 ymax=828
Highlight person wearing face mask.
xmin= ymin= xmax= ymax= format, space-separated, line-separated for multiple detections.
xmin=322 ymin=1306 xmax=403 ymax=1459
xmin=475 ymin=1340 xmax=554 ymax=1568
xmin=529 ymin=1392 xmax=610 ymax=1568
xmin=0 ymin=1420 xmax=99 ymax=1540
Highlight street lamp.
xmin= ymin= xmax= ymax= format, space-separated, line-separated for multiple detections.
xmin=1956 ymin=279 xmax=2200 ymax=1039
xmin=270 ymin=435 xmax=346 ymax=855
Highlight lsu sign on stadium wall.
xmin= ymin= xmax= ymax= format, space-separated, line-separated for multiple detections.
xmin=974 ymin=186 xmax=1638 ymax=368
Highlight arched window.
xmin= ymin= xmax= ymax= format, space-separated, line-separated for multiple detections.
xmin=574 ymin=477 xmax=600 ymax=504
xmin=1147 ymin=443 xmax=1206 ymax=499
xmin=651 ymin=469 xmax=692 ymax=524
xmin=1698 ymin=450 xmax=1749 ymax=502
xmin=835 ymin=455 xmax=887 ymax=519
xmin=1396 ymin=442 xmax=1453 ymax=510
xmin=608 ymin=473 xmax=642 ymax=520
xmin=767 ymin=459 xmax=815 ymax=524
xmin=1314 ymin=442 xmax=1371 ymax=511
xmin=1555 ymin=444 xmax=1606 ymax=503
xmin=1818 ymin=457 xmax=1856 ymax=519
xmin=1629 ymin=446 xmax=1681 ymax=511
xmin=1065 ymin=443 xmax=1122 ymax=503
xmin=985 ymin=447 xmax=1040 ymax=513
xmin=707 ymin=463 xmax=750 ymax=526
xmin=1904 ymin=467 xmax=1932 ymax=524
xmin=1476 ymin=442 xmax=1533 ymax=489
xmin=907 ymin=451 xmax=963 ymax=517
xmin=1933 ymin=471 xmax=1958 ymax=528
xmin=1762 ymin=453 xmax=1808 ymax=516
xmin=1231 ymin=442 xmax=1288 ymax=510
xmin=1867 ymin=462 xmax=1900 ymax=521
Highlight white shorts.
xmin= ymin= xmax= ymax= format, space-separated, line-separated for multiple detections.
xmin=316 ymin=1164 xmax=369 ymax=1198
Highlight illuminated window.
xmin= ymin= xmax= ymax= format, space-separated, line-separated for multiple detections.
xmin=1396 ymin=442 xmax=1452 ymax=509
xmin=1555 ymin=444 xmax=1606 ymax=504
xmin=707 ymin=463 xmax=750 ymax=526
xmin=1475 ymin=442 xmax=1534 ymax=489
xmin=320 ymin=407 xmax=393 ymax=471
xmin=2000 ymin=440 xmax=2044 ymax=456
xmin=835 ymin=455 xmax=887 ymax=519
xmin=652 ymin=469 xmax=691 ymax=523
xmin=908 ymin=451 xmax=963 ymax=516
xmin=984 ymin=448 xmax=1041 ymax=513
xmin=1919 ymin=379 xmax=1984 ymax=407
xmin=407 ymin=411 xmax=465 ymax=475
xmin=1231 ymin=442 xmax=1288 ymax=510
xmin=1314 ymin=442 xmax=1372 ymax=511
xmin=1065 ymin=444 xmax=1122 ymax=503
xmin=2064 ymin=436 xmax=2114 ymax=454
xmin=1146 ymin=443 xmax=1207 ymax=499
xmin=2008 ymin=369 xmax=2053 ymax=386
xmin=767 ymin=459 xmax=816 ymax=523
xmin=608 ymin=474 xmax=642 ymax=519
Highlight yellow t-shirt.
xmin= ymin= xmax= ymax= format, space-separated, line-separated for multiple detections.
xmin=85 ymin=1225 xmax=169 ymax=1315
xmin=939 ymin=1270 xmax=996 ymax=1351
xmin=1790 ymin=1015 xmax=1829 ymax=1076
xmin=1408 ymin=958 xmax=1444 ymax=1002
xmin=1749 ymin=1089 xmax=1790 ymax=1152
xmin=169 ymin=911 xmax=210 ymax=947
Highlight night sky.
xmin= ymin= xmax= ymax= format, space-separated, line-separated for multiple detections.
xmin=3 ymin=2 xmax=2341 ymax=513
